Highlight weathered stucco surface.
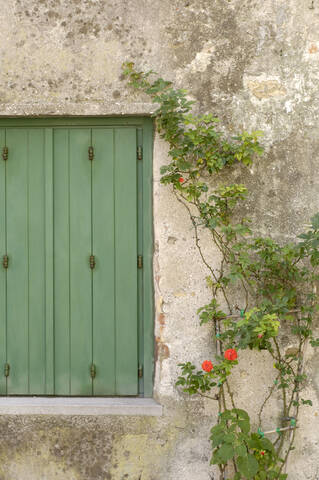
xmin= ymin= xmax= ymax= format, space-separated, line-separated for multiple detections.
xmin=0 ymin=0 xmax=319 ymax=478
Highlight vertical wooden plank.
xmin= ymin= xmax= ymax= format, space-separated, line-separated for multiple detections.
xmin=28 ymin=129 xmax=46 ymax=394
xmin=54 ymin=129 xmax=71 ymax=395
xmin=137 ymin=128 xmax=144 ymax=396
xmin=92 ymin=128 xmax=115 ymax=395
xmin=141 ymin=119 xmax=154 ymax=397
xmin=69 ymin=128 xmax=92 ymax=395
xmin=6 ymin=129 xmax=29 ymax=394
xmin=44 ymin=129 xmax=54 ymax=394
xmin=0 ymin=129 xmax=6 ymax=394
xmin=114 ymin=128 xmax=138 ymax=395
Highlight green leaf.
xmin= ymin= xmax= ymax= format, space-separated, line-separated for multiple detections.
xmin=211 ymin=433 xmax=226 ymax=448
xmin=223 ymin=433 xmax=237 ymax=444
xmin=217 ymin=443 xmax=235 ymax=463
xmin=260 ymin=437 xmax=275 ymax=453
xmin=221 ymin=410 xmax=233 ymax=420
xmin=237 ymin=454 xmax=259 ymax=479
xmin=235 ymin=444 xmax=247 ymax=457
xmin=233 ymin=408 xmax=250 ymax=420
xmin=238 ymin=419 xmax=250 ymax=434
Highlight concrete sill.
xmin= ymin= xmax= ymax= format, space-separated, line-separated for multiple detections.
xmin=0 ymin=397 xmax=163 ymax=416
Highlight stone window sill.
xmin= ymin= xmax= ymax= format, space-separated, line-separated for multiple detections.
xmin=0 ymin=397 xmax=163 ymax=416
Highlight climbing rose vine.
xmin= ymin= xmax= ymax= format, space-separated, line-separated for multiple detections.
xmin=123 ymin=61 xmax=319 ymax=480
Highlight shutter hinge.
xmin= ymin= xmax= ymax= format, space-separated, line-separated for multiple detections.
xmin=138 ymin=364 xmax=143 ymax=378
xmin=2 ymin=255 xmax=8 ymax=269
xmin=88 ymin=146 xmax=94 ymax=161
xmin=4 ymin=363 xmax=10 ymax=377
xmin=137 ymin=255 xmax=143 ymax=269
xmin=90 ymin=363 xmax=96 ymax=379
xmin=137 ymin=146 xmax=143 ymax=161
xmin=89 ymin=255 xmax=96 ymax=270
xmin=2 ymin=146 xmax=8 ymax=161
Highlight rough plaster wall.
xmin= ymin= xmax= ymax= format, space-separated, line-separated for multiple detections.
xmin=0 ymin=0 xmax=319 ymax=478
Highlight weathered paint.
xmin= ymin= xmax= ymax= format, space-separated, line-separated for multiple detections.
xmin=0 ymin=0 xmax=318 ymax=478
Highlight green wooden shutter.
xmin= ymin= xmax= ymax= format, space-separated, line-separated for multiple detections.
xmin=0 ymin=123 xmax=143 ymax=396
xmin=5 ymin=129 xmax=53 ymax=394
xmin=0 ymin=129 xmax=6 ymax=394
xmin=91 ymin=128 xmax=138 ymax=395
xmin=54 ymin=128 xmax=93 ymax=395
xmin=92 ymin=128 xmax=116 ymax=395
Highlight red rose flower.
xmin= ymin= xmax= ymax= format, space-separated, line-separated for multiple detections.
xmin=178 ymin=177 xmax=184 ymax=183
xmin=224 ymin=348 xmax=238 ymax=361
xmin=202 ymin=360 xmax=214 ymax=372
xmin=260 ymin=451 xmax=265 ymax=456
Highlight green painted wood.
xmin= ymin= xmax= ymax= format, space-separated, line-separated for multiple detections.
xmin=6 ymin=129 xmax=30 ymax=394
xmin=92 ymin=128 xmax=116 ymax=395
xmin=44 ymin=129 xmax=54 ymax=394
xmin=5 ymin=129 xmax=49 ymax=394
xmin=1 ymin=118 xmax=154 ymax=397
xmin=69 ymin=129 xmax=92 ymax=395
xmin=137 ymin=128 xmax=144 ymax=395
xmin=28 ymin=129 xmax=46 ymax=394
xmin=141 ymin=119 xmax=154 ymax=397
xmin=114 ymin=128 xmax=138 ymax=395
xmin=54 ymin=128 xmax=93 ymax=395
xmin=0 ymin=129 xmax=7 ymax=394
xmin=54 ymin=129 xmax=71 ymax=395
xmin=0 ymin=118 xmax=148 ymax=128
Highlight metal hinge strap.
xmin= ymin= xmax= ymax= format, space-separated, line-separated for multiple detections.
xmin=138 ymin=364 xmax=143 ymax=378
xmin=2 ymin=146 xmax=8 ymax=161
xmin=88 ymin=146 xmax=94 ymax=161
xmin=4 ymin=363 xmax=10 ymax=377
xmin=137 ymin=255 xmax=143 ymax=269
xmin=3 ymin=255 xmax=8 ymax=269
xmin=89 ymin=255 xmax=96 ymax=270
xmin=90 ymin=363 xmax=96 ymax=379
xmin=137 ymin=146 xmax=143 ymax=161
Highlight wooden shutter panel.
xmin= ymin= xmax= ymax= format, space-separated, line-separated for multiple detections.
xmin=92 ymin=128 xmax=138 ymax=395
xmin=54 ymin=128 xmax=93 ymax=395
xmin=91 ymin=128 xmax=116 ymax=395
xmin=5 ymin=129 xmax=52 ymax=394
xmin=113 ymin=128 xmax=138 ymax=395
xmin=0 ymin=129 xmax=6 ymax=394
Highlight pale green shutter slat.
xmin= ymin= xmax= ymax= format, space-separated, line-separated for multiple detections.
xmin=92 ymin=128 xmax=116 ymax=394
xmin=141 ymin=120 xmax=154 ymax=397
xmin=114 ymin=128 xmax=138 ymax=395
xmin=0 ymin=129 xmax=6 ymax=394
xmin=69 ymin=129 xmax=92 ymax=395
xmin=137 ymin=128 xmax=144 ymax=395
xmin=54 ymin=129 xmax=71 ymax=394
xmin=6 ymin=129 xmax=30 ymax=393
xmin=44 ymin=129 xmax=54 ymax=394
xmin=28 ymin=129 xmax=46 ymax=394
